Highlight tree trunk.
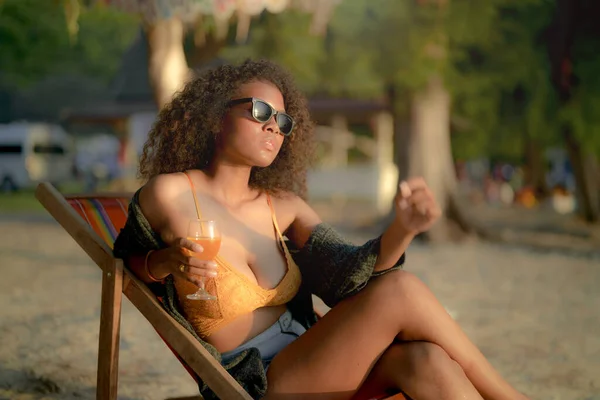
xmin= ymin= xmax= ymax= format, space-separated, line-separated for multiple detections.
xmin=563 ymin=127 xmax=600 ymax=222
xmin=524 ymin=136 xmax=549 ymax=198
xmin=145 ymin=18 xmax=190 ymax=110
xmin=388 ymin=83 xmax=410 ymax=181
xmin=407 ymin=76 xmax=473 ymax=242
xmin=593 ymin=156 xmax=600 ymax=206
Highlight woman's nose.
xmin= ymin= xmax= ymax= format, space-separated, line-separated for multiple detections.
xmin=263 ymin=115 xmax=280 ymax=135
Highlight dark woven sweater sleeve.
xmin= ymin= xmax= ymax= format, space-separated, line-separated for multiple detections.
xmin=294 ymin=223 xmax=405 ymax=307
xmin=113 ymin=189 xmax=165 ymax=259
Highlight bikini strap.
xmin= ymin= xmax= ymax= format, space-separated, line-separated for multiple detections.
xmin=266 ymin=194 xmax=286 ymax=244
xmin=183 ymin=171 xmax=202 ymax=219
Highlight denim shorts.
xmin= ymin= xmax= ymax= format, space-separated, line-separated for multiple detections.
xmin=220 ymin=309 xmax=306 ymax=371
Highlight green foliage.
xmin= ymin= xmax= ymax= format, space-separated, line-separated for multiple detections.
xmin=219 ymin=0 xmax=568 ymax=162
xmin=221 ymin=11 xmax=327 ymax=94
xmin=3 ymin=0 xmax=599 ymax=159
xmin=448 ymin=0 xmax=559 ymax=160
xmin=563 ymin=34 xmax=600 ymax=156
xmin=0 ymin=0 xmax=69 ymax=87
xmin=0 ymin=0 xmax=138 ymax=88
xmin=57 ymin=3 xmax=140 ymax=83
xmin=316 ymin=0 xmax=564 ymax=161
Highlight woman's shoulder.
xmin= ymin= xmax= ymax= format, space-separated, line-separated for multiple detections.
xmin=140 ymin=172 xmax=190 ymax=202
xmin=138 ymin=172 xmax=191 ymax=230
xmin=271 ymin=191 xmax=322 ymax=238
xmin=270 ymin=190 xmax=304 ymax=210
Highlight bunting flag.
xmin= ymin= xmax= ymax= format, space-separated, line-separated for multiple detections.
xmin=264 ymin=0 xmax=289 ymax=13
xmin=238 ymin=0 xmax=266 ymax=16
xmin=106 ymin=0 xmax=267 ymax=22
xmin=63 ymin=0 xmax=81 ymax=39
xmin=103 ymin=0 xmax=341 ymax=40
xmin=291 ymin=0 xmax=343 ymax=35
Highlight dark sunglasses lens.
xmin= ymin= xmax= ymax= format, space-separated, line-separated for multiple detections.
xmin=253 ymin=100 xmax=273 ymax=122
xmin=276 ymin=114 xmax=294 ymax=135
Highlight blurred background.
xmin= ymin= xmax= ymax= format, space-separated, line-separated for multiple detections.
xmin=0 ymin=1 xmax=599 ymax=399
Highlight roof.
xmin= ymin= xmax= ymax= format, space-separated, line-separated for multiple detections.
xmin=110 ymin=29 xmax=154 ymax=103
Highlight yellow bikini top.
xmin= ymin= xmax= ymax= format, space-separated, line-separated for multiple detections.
xmin=175 ymin=172 xmax=302 ymax=338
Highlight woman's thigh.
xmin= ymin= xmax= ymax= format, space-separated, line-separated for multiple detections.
xmin=265 ymin=271 xmax=409 ymax=400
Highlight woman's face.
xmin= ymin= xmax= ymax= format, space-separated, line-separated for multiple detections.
xmin=217 ymin=80 xmax=287 ymax=168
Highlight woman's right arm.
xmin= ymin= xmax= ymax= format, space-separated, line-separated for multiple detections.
xmin=126 ymin=174 xmax=217 ymax=286
xmin=127 ymin=252 xmax=169 ymax=284
xmin=127 ymin=242 xmax=210 ymax=285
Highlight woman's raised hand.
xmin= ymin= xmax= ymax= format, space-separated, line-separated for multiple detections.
xmin=394 ymin=177 xmax=442 ymax=235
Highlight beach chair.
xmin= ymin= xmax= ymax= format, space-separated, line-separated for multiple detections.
xmin=35 ymin=182 xmax=405 ymax=400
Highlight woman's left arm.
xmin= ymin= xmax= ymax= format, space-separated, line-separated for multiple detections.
xmin=283 ymin=177 xmax=441 ymax=306
xmin=286 ymin=177 xmax=442 ymax=272
xmin=284 ymin=195 xmax=322 ymax=250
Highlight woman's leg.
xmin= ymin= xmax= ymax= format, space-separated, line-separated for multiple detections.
xmin=352 ymin=341 xmax=483 ymax=400
xmin=265 ymin=270 xmax=527 ymax=400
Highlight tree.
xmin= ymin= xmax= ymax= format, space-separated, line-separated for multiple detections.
xmin=0 ymin=0 xmax=138 ymax=121
xmin=88 ymin=0 xmax=342 ymax=109
xmin=547 ymin=0 xmax=600 ymax=222
xmin=0 ymin=0 xmax=137 ymax=87
xmin=206 ymin=0 xmax=599 ymax=230
xmin=318 ymin=0 xmax=565 ymax=240
xmin=0 ymin=0 xmax=74 ymax=87
xmin=317 ymin=0 xmax=504 ymax=241
xmin=227 ymin=0 xmax=557 ymax=240
xmin=220 ymin=11 xmax=328 ymax=94
xmin=450 ymin=1 xmax=558 ymax=197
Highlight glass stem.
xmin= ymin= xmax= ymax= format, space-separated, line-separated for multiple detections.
xmin=198 ymin=277 xmax=207 ymax=291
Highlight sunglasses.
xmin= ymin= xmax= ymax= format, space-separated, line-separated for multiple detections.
xmin=228 ymin=97 xmax=295 ymax=136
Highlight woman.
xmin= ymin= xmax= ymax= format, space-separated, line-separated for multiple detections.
xmin=113 ymin=59 xmax=528 ymax=400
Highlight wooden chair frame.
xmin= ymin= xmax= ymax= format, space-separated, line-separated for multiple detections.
xmin=35 ymin=182 xmax=402 ymax=400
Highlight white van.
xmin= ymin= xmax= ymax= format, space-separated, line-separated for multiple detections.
xmin=0 ymin=122 xmax=74 ymax=191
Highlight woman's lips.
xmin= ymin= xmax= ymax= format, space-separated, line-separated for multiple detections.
xmin=263 ymin=139 xmax=275 ymax=151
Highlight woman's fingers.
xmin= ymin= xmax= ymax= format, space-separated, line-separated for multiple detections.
xmin=177 ymin=237 xmax=204 ymax=254
xmin=184 ymin=255 xmax=217 ymax=270
xmin=396 ymin=178 xmax=442 ymax=232
xmin=174 ymin=261 xmax=218 ymax=286
xmin=398 ymin=179 xmax=431 ymax=208
xmin=399 ymin=181 xmax=412 ymax=198
xmin=418 ymin=200 xmax=440 ymax=218
xmin=397 ymin=181 xmax=413 ymax=209
xmin=176 ymin=254 xmax=218 ymax=276
xmin=407 ymin=189 xmax=429 ymax=204
xmin=404 ymin=177 xmax=427 ymax=192
xmin=185 ymin=262 xmax=218 ymax=278
xmin=403 ymin=189 xmax=430 ymax=212
xmin=165 ymin=238 xmax=219 ymax=285
xmin=403 ymin=189 xmax=441 ymax=220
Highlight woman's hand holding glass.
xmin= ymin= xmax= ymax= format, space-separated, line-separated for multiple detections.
xmin=185 ymin=219 xmax=221 ymax=300
xmin=147 ymin=236 xmax=219 ymax=291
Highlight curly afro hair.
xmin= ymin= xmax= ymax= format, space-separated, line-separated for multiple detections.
xmin=138 ymin=59 xmax=315 ymax=199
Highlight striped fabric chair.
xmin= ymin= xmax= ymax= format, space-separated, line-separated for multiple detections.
xmin=67 ymin=197 xmax=129 ymax=247
xmin=35 ymin=182 xmax=406 ymax=400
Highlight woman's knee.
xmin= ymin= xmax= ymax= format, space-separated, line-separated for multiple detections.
xmin=373 ymin=270 xmax=426 ymax=301
xmin=374 ymin=342 xmax=463 ymax=392
xmin=402 ymin=341 xmax=463 ymax=379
